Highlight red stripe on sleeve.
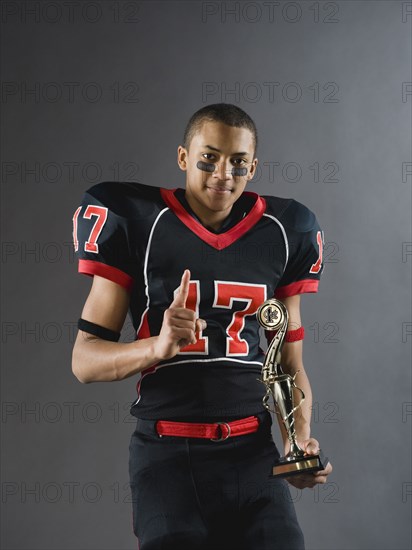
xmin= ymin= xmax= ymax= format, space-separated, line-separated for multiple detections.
xmin=78 ymin=259 xmax=133 ymax=291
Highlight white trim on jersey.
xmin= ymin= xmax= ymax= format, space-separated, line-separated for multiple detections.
xmin=130 ymin=356 xmax=265 ymax=408
xmin=156 ymin=357 xmax=264 ymax=368
xmin=262 ymin=213 xmax=289 ymax=274
xmin=135 ymin=207 xmax=170 ymax=338
xmin=134 ymin=207 xmax=170 ymax=404
xmin=135 ymin=210 xmax=287 ymax=407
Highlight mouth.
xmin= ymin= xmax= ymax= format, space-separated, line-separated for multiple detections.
xmin=206 ymin=185 xmax=233 ymax=195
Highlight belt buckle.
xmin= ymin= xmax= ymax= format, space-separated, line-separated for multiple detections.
xmin=210 ymin=422 xmax=231 ymax=442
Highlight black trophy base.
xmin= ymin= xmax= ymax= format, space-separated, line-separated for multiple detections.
xmin=272 ymin=451 xmax=329 ymax=478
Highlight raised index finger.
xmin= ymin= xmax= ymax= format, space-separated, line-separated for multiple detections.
xmin=171 ymin=269 xmax=191 ymax=307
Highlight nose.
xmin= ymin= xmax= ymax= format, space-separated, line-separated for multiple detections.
xmin=213 ymin=159 xmax=232 ymax=180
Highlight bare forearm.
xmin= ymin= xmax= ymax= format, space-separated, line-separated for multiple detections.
xmin=277 ymin=373 xmax=312 ymax=453
xmin=291 ymin=367 xmax=312 ymax=442
xmin=276 ymin=360 xmax=313 ymax=451
xmin=72 ymin=332 xmax=161 ymax=383
xmin=72 ymin=271 xmax=202 ymax=384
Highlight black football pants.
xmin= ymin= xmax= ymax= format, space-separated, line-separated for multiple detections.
xmin=128 ymin=411 xmax=305 ymax=550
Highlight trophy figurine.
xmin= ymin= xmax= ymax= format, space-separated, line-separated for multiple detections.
xmin=256 ymin=299 xmax=329 ymax=477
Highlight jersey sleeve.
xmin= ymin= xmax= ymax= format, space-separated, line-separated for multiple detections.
xmin=72 ymin=185 xmax=134 ymax=291
xmin=274 ymin=201 xmax=324 ymax=299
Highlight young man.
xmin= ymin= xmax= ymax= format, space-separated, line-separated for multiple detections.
xmin=72 ymin=103 xmax=332 ymax=549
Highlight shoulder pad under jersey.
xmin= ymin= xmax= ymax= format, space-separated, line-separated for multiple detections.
xmin=263 ymin=195 xmax=316 ymax=233
xmin=84 ymin=180 xmax=164 ymax=220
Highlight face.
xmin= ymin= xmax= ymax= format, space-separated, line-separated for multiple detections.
xmin=177 ymin=120 xmax=258 ymax=226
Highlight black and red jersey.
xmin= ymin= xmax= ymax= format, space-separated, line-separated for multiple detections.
xmin=73 ymin=181 xmax=324 ymax=420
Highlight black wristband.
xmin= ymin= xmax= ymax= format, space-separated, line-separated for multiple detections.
xmin=78 ymin=318 xmax=121 ymax=342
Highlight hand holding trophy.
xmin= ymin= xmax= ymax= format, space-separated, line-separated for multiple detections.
xmin=256 ymin=299 xmax=329 ymax=477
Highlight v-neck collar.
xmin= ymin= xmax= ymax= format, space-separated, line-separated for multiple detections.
xmin=160 ymin=187 xmax=267 ymax=251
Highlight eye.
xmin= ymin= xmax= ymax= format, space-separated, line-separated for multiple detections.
xmin=232 ymin=158 xmax=247 ymax=165
xmin=202 ymin=153 xmax=216 ymax=161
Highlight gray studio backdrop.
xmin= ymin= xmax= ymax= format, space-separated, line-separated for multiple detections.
xmin=1 ymin=1 xmax=411 ymax=549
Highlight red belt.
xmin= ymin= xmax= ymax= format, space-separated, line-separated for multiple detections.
xmin=156 ymin=415 xmax=260 ymax=442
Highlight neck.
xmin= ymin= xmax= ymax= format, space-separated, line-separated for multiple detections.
xmin=184 ymin=193 xmax=231 ymax=232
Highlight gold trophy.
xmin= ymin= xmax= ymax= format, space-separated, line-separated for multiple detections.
xmin=256 ymin=299 xmax=329 ymax=477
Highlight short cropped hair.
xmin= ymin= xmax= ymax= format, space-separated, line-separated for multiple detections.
xmin=182 ymin=103 xmax=258 ymax=157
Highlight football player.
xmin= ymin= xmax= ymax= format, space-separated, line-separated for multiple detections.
xmin=72 ymin=103 xmax=332 ymax=549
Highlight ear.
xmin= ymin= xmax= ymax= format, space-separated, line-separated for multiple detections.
xmin=247 ymin=158 xmax=258 ymax=180
xmin=177 ymin=145 xmax=188 ymax=171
